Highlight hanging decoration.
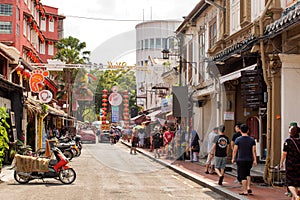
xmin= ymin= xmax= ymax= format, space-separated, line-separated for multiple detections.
xmin=101 ymin=89 xmax=108 ymax=124
xmin=123 ymin=90 xmax=130 ymax=128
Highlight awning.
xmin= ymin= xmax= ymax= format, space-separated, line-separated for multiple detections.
xmin=219 ymin=64 xmax=257 ymax=84
xmin=146 ymin=109 xmax=162 ymax=122
xmin=130 ymin=114 xmax=145 ymax=121
xmin=146 ymin=110 xmax=161 ymax=117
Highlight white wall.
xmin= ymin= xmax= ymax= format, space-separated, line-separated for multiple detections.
xmin=279 ymin=54 xmax=300 ymax=146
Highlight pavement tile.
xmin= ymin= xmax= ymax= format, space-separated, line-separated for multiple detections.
xmin=122 ymin=141 xmax=291 ymax=200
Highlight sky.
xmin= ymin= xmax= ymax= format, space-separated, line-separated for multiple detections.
xmin=42 ymin=0 xmax=199 ymax=64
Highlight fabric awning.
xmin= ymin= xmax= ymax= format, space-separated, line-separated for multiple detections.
xmin=130 ymin=114 xmax=145 ymax=121
xmin=219 ymin=64 xmax=257 ymax=84
xmin=146 ymin=110 xmax=161 ymax=117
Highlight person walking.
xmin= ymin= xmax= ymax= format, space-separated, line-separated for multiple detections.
xmin=232 ymin=124 xmax=257 ymax=196
xmin=211 ymin=125 xmax=229 ymax=185
xmin=231 ymin=122 xmax=242 ymax=182
xmin=130 ymin=128 xmax=139 ymax=155
xmin=152 ymin=126 xmax=161 ymax=158
xmin=279 ymin=122 xmax=300 ymax=200
xmin=191 ymin=130 xmax=200 ymax=162
xmin=163 ymin=127 xmax=174 ymax=158
xmin=205 ymin=127 xmax=218 ymax=174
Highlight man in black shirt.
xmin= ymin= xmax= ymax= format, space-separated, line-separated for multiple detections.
xmin=231 ymin=122 xmax=242 ymax=182
xmin=211 ymin=125 xmax=229 ymax=185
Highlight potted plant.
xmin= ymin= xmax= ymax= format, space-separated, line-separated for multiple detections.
xmin=0 ymin=107 xmax=10 ymax=174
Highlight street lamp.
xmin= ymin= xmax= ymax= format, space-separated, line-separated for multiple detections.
xmin=162 ymin=36 xmax=183 ymax=86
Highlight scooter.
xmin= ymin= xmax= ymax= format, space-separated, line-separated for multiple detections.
xmin=14 ymin=147 xmax=76 ymax=184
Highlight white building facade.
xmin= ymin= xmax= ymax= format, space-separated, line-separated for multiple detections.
xmin=135 ymin=20 xmax=181 ymax=110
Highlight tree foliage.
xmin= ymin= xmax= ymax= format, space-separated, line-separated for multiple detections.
xmin=94 ymin=69 xmax=136 ymax=120
xmin=0 ymin=107 xmax=10 ymax=167
xmin=52 ymin=36 xmax=91 ymax=116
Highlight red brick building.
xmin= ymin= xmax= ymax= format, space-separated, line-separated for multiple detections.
xmin=0 ymin=0 xmax=65 ymax=63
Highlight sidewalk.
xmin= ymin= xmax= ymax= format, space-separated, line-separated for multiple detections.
xmin=122 ymin=141 xmax=290 ymax=200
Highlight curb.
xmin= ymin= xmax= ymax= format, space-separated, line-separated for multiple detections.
xmin=121 ymin=140 xmax=248 ymax=200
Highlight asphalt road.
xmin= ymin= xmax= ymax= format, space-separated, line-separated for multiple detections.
xmin=0 ymin=142 xmax=226 ymax=200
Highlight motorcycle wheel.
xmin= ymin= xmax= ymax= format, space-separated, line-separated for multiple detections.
xmin=64 ymin=150 xmax=73 ymax=161
xmin=14 ymin=171 xmax=30 ymax=184
xmin=59 ymin=168 xmax=76 ymax=184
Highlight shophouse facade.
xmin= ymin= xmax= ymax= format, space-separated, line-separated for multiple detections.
xmin=175 ymin=0 xmax=300 ymax=183
xmin=0 ymin=0 xmax=65 ymax=152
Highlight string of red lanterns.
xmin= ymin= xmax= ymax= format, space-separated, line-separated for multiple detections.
xmin=101 ymin=89 xmax=108 ymax=124
xmin=123 ymin=90 xmax=130 ymax=129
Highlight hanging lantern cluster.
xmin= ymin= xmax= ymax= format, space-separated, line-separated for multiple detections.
xmin=101 ymin=89 xmax=108 ymax=124
xmin=123 ymin=90 xmax=130 ymax=128
xmin=15 ymin=65 xmax=32 ymax=80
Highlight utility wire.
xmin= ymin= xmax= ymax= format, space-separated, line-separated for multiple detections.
xmin=65 ymin=15 xmax=181 ymax=22
xmin=66 ymin=15 xmax=143 ymax=22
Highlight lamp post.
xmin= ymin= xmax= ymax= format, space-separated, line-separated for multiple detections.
xmin=162 ymin=36 xmax=183 ymax=86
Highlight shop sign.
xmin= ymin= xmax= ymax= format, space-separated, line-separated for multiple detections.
xmin=39 ymin=90 xmax=53 ymax=103
xmin=111 ymin=106 xmax=119 ymax=123
xmin=109 ymin=93 xmax=123 ymax=106
xmin=224 ymin=112 xmax=234 ymax=121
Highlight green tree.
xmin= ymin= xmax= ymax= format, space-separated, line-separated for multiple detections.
xmin=0 ymin=107 xmax=10 ymax=169
xmin=94 ymin=69 xmax=136 ymax=121
xmin=53 ymin=36 xmax=90 ymax=118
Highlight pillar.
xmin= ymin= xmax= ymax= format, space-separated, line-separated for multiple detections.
xmin=279 ymin=54 xmax=300 ymax=147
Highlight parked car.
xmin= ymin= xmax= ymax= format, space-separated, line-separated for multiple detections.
xmin=79 ymin=129 xmax=96 ymax=144
xmin=99 ymin=130 xmax=110 ymax=143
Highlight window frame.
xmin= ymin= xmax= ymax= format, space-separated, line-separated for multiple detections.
xmin=0 ymin=21 xmax=12 ymax=34
xmin=40 ymin=17 xmax=46 ymax=31
xmin=209 ymin=17 xmax=217 ymax=49
xmin=40 ymin=42 xmax=45 ymax=54
xmin=49 ymin=18 xmax=54 ymax=32
xmin=0 ymin=4 xmax=13 ymax=16
xmin=48 ymin=44 xmax=54 ymax=55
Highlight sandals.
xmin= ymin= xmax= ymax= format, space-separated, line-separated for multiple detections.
xmin=239 ymin=193 xmax=248 ymax=196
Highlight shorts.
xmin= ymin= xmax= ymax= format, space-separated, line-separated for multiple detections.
xmin=206 ymin=153 xmax=215 ymax=165
xmin=215 ymin=156 xmax=227 ymax=169
xmin=237 ymin=161 xmax=253 ymax=180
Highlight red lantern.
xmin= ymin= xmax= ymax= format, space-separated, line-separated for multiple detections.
xmin=123 ymin=95 xmax=129 ymax=99
xmin=123 ymin=108 xmax=129 ymax=112
xmin=102 ymin=111 xmax=107 ymax=116
xmin=102 ymin=94 xmax=108 ymax=99
xmin=102 ymin=89 xmax=108 ymax=93
xmin=102 ymin=116 xmax=107 ymax=121
xmin=124 ymin=113 xmax=129 ymax=117
xmin=123 ymin=103 xmax=129 ymax=107
xmin=102 ymin=107 xmax=107 ymax=111
xmin=124 ymin=117 xmax=129 ymax=121
xmin=123 ymin=90 xmax=128 ymax=94
xmin=123 ymin=99 xmax=129 ymax=103
xmin=16 ymin=65 xmax=24 ymax=75
xmin=102 ymin=121 xmax=106 ymax=124
xmin=102 ymin=99 xmax=108 ymax=103
xmin=102 ymin=103 xmax=108 ymax=107
xmin=124 ymin=121 xmax=129 ymax=125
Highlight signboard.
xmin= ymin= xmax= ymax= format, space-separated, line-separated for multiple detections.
xmin=111 ymin=106 xmax=119 ymax=123
xmin=224 ymin=112 xmax=234 ymax=121
xmin=109 ymin=93 xmax=123 ymax=106
xmin=161 ymin=97 xmax=172 ymax=113
xmin=39 ymin=90 xmax=53 ymax=103
xmin=241 ymin=69 xmax=264 ymax=108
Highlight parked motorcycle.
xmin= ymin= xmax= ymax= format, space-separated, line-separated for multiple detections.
xmin=14 ymin=147 xmax=76 ymax=184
